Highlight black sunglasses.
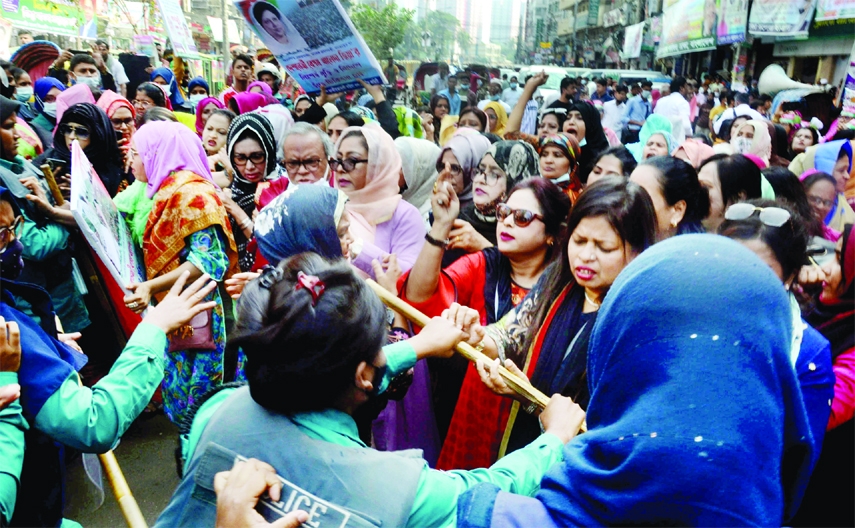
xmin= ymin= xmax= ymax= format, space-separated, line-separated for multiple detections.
xmin=496 ymin=203 xmax=543 ymax=227
xmin=59 ymin=124 xmax=91 ymax=140
xmin=330 ymin=158 xmax=368 ymax=172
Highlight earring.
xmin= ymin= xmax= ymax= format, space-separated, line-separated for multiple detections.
xmin=670 ymin=219 xmax=678 ymax=228
xmin=547 ymin=239 xmax=554 ymax=246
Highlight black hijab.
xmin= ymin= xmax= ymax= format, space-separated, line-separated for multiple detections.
xmin=226 ymin=113 xmax=278 ymax=272
xmin=50 ymin=103 xmax=124 ymax=196
xmin=570 ymin=102 xmax=609 ymax=173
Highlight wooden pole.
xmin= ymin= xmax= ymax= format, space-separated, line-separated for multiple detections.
xmin=39 ymin=165 xmax=65 ymax=206
xmin=99 ymin=451 xmax=148 ymax=528
xmin=365 ymin=279 xmax=587 ymax=433
xmin=366 ymin=279 xmax=547 ymax=406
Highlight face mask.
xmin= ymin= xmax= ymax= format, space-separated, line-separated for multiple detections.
xmin=579 ymin=137 xmax=587 ymax=147
xmin=189 ymin=93 xmax=206 ymax=108
xmin=733 ymin=137 xmax=752 ymax=154
xmin=42 ymin=102 xmax=57 ymax=118
xmin=510 ymin=82 xmax=518 ymax=89
xmin=642 ymin=90 xmax=651 ymax=99
xmin=76 ymin=74 xmax=101 ymax=90
xmin=14 ymin=87 xmax=33 ymax=102
xmin=490 ymin=94 xmax=500 ymax=101
xmin=161 ymin=84 xmax=172 ymax=98
xmin=0 ymin=239 xmax=24 ymax=280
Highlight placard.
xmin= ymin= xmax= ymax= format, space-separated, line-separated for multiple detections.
xmin=156 ymin=0 xmax=200 ymax=58
xmin=235 ymin=0 xmax=387 ymax=95
xmin=747 ymin=0 xmax=817 ymax=36
xmin=2 ymin=0 xmax=83 ymax=38
xmin=70 ymin=141 xmax=146 ymax=295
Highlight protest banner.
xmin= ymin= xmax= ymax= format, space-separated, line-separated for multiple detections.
xmin=235 ymin=0 xmax=387 ymax=95
xmin=156 ymin=0 xmax=200 ymax=58
xmin=748 ymin=0 xmax=817 ymax=36
xmin=658 ymin=0 xmax=717 ymax=58
xmin=1 ymin=0 xmax=83 ymax=38
xmin=623 ymin=22 xmax=645 ymax=59
xmin=716 ymin=0 xmax=748 ymax=44
xmin=813 ymin=0 xmax=854 ymax=22
xmin=70 ymin=141 xmax=146 ymax=296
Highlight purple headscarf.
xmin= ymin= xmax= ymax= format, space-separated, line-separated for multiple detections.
xmin=247 ymin=80 xmax=273 ymax=96
xmin=194 ymin=96 xmax=225 ymax=136
xmin=134 ymin=120 xmax=213 ymax=198
xmin=439 ymin=128 xmax=491 ymax=206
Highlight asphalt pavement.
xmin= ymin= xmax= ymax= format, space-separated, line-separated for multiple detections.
xmin=64 ymin=413 xmax=181 ymax=527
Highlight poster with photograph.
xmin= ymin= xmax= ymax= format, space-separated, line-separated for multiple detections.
xmin=716 ymin=0 xmax=748 ymax=44
xmin=658 ymin=0 xmax=717 ymax=57
xmin=235 ymin=0 xmax=387 ymax=95
xmin=70 ymin=141 xmax=146 ymax=295
xmin=748 ymin=0 xmax=817 ymax=36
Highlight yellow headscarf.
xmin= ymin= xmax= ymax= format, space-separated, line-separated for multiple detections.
xmin=483 ymin=101 xmax=508 ymax=137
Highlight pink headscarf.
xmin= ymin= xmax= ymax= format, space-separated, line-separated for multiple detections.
xmin=228 ymin=92 xmax=268 ymax=115
xmin=334 ymin=122 xmax=402 ymax=228
xmin=134 ymin=121 xmax=214 ymax=198
xmin=194 ymin=97 xmax=225 ymax=136
xmin=742 ymin=153 xmax=768 ymax=170
xmin=54 ymin=83 xmax=96 ymax=134
xmin=673 ymin=139 xmax=716 ymax=168
xmin=247 ymin=80 xmax=273 ymax=96
xmin=96 ymin=90 xmax=135 ymax=119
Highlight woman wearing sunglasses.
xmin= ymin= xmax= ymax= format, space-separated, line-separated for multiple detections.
xmin=442 ymin=177 xmax=656 ymax=465
xmin=36 ymin=102 xmax=126 ymax=197
xmin=332 ymin=123 xmax=427 ymax=279
xmin=218 ymin=113 xmax=286 ymax=272
xmin=719 ymin=201 xmax=835 ymax=496
xmin=401 ymin=177 xmax=570 ymax=469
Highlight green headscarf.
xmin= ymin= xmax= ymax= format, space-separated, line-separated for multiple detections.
xmin=113 ymin=180 xmax=155 ymax=247
xmin=626 ymin=114 xmax=673 ymax=161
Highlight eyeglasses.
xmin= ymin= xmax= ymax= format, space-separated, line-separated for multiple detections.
xmin=496 ymin=203 xmax=543 ymax=227
xmin=330 ymin=158 xmax=368 ymax=173
xmin=436 ymin=162 xmax=462 ymax=175
xmin=724 ymin=203 xmax=791 ymax=227
xmin=59 ymin=124 xmax=91 ymax=139
xmin=284 ymin=158 xmax=322 ymax=172
xmin=808 ymin=195 xmax=834 ymax=208
xmin=111 ymin=117 xmax=134 ymax=128
xmin=133 ymin=99 xmax=154 ymax=109
xmin=473 ymin=167 xmax=504 ymax=186
xmin=233 ymin=152 xmax=266 ymax=166
xmin=0 ymin=216 xmax=23 ymax=248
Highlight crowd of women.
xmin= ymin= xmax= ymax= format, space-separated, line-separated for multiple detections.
xmin=0 ymin=60 xmax=853 ymax=527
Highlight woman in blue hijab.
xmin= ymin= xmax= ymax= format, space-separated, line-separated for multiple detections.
xmin=457 ymin=234 xmax=814 ymax=527
xmin=150 ymin=67 xmax=188 ymax=111
xmin=30 ymin=77 xmax=64 ymax=134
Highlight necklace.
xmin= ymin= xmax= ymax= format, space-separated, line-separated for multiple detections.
xmin=584 ymin=291 xmax=601 ymax=306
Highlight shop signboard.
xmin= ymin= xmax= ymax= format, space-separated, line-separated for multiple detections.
xmin=588 ymin=0 xmax=600 ymax=25
xmin=658 ymin=0 xmax=716 ymax=58
xmin=814 ymin=0 xmax=855 ymax=22
xmin=747 ymin=0 xmax=817 ymax=36
xmin=623 ymin=21 xmax=645 ymax=58
xmin=1 ymin=0 xmax=83 ymax=38
xmin=235 ymin=0 xmax=387 ymax=95
xmin=716 ymin=0 xmax=748 ymax=44
xmin=156 ymin=0 xmax=200 ymax=58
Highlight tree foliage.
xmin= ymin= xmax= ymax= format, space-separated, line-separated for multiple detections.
xmin=350 ymin=4 xmax=414 ymax=60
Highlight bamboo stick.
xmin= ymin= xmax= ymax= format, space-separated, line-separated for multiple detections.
xmin=39 ymin=164 xmax=65 ymax=206
xmin=366 ymin=279 xmax=587 ymax=432
xmin=366 ymin=279 xmax=567 ymax=407
xmin=99 ymin=451 xmax=148 ymax=528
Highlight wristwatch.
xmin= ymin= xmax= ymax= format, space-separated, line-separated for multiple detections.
xmin=424 ymin=232 xmax=450 ymax=250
